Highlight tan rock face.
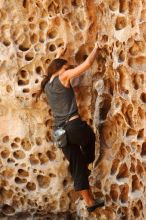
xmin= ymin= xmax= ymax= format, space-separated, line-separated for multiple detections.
xmin=0 ymin=0 xmax=145 ymax=219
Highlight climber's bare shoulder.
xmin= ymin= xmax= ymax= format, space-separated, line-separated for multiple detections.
xmin=60 ymin=59 xmax=90 ymax=85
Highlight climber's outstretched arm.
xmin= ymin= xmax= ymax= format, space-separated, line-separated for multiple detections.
xmin=61 ymin=43 xmax=98 ymax=81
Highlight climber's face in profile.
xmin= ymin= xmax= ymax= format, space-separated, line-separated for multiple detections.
xmin=62 ymin=63 xmax=70 ymax=71
xmin=63 ymin=64 xmax=75 ymax=71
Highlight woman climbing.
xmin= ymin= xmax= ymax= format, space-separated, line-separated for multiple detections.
xmin=36 ymin=42 xmax=104 ymax=212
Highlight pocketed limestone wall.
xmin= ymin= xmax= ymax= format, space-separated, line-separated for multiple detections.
xmin=0 ymin=0 xmax=145 ymax=219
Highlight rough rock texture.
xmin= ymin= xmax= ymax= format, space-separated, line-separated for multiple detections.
xmin=0 ymin=0 xmax=146 ymax=219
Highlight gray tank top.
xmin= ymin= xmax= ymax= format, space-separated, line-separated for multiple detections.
xmin=44 ymin=76 xmax=78 ymax=128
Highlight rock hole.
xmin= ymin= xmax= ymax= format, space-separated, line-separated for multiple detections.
xmin=49 ymin=44 xmax=56 ymax=52
xmin=0 ymin=9 xmax=7 ymax=20
xmin=18 ymin=79 xmax=29 ymax=86
xmin=13 ymin=150 xmax=25 ymax=159
xmin=48 ymin=30 xmax=57 ymax=39
xmin=75 ymin=46 xmax=88 ymax=63
xmin=78 ymin=21 xmax=85 ymax=30
xmin=116 ymin=40 xmax=120 ymax=47
xmin=122 ymin=103 xmax=134 ymax=127
xmin=28 ymin=16 xmax=34 ymax=22
xmin=71 ymin=0 xmax=80 ymax=6
xmin=43 ymin=197 xmax=48 ymax=202
xmin=119 ymin=0 xmax=128 ymax=13
xmin=58 ymin=42 xmax=64 ymax=47
xmin=11 ymin=142 xmax=19 ymax=148
xmin=7 ymin=158 xmax=15 ymax=163
xmin=2 ymin=168 xmax=14 ymax=178
xmin=29 ymin=23 xmax=36 ymax=30
xmin=46 ymin=131 xmax=52 ymax=141
xmin=25 ymin=52 xmax=34 ymax=61
xmin=116 ymin=163 xmax=129 ymax=179
xmin=48 ymin=2 xmax=59 ymax=14
xmin=116 ymin=143 xmax=127 ymax=160
xmin=126 ymin=128 xmax=137 ymax=137
xmin=37 ymin=175 xmax=50 ymax=188
xmin=18 ymin=169 xmax=29 ymax=177
xmin=46 ymin=150 xmax=56 ymax=161
xmin=20 ymin=197 xmax=25 ymax=206
xmin=141 ymin=142 xmax=146 ymax=157
xmin=6 ymin=85 xmax=12 ymax=93
xmin=137 ymin=200 xmax=143 ymax=210
xmin=19 ymin=44 xmax=29 ymax=52
xmin=26 ymin=182 xmax=36 ymax=191
xmin=1 ymin=149 xmax=10 ymax=159
xmin=111 ymin=159 xmax=120 ymax=175
xmin=35 ymin=137 xmax=42 ymax=146
xmin=39 ymin=31 xmax=45 ymax=43
xmin=117 ymin=207 xmax=129 ymax=219
xmin=115 ymin=16 xmax=127 ymax=30
xmin=140 ymin=93 xmax=146 ymax=103
xmin=99 ymin=94 xmax=111 ymax=120
xmin=36 ymin=66 xmax=43 ymax=74
xmin=32 ymin=92 xmax=37 ymax=98
xmin=29 ymin=154 xmax=40 ymax=165
xmin=39 ymin=21 xmax=48 ymax=30
xmin=14 ymin=137 xmax=21 ymax=143
xmin=63 ymin=178 xmax=68 ymax=187
xmin=136 ymin=160 xmax=144 ymax=177
xmin=132 ymin=74 xmax=142 ymax=90
xmin=62 ymin=7 xmax=69 ymax=14
xmin=2 ymin=204 xmax=15 ymax=216
xmin=30 ymin=33 xmax=38 ymax=44
xmin=49 ymin=173 xmax=56 ymax=178
xmin=35 ymin=79 xmax=39 ymax=84
xmin=15 ymin=177 xmax=27 ymax=184
xmin=128 ymin=56 xmax=146 ymax=71
xmin=132 ymin=206 xmax=140 ymax=218
xmin=110 ymin=184 xmax=118 ymax=202
xmin=3 ymin=39 xmax=11 ymax=47
xmin=119 ymin=184 xmax=129 ymax=203
xmin=45 ymin=58 xmax=51 ymax=64
xmin=21 ymin=138 xmax=31 ymax=151
xmin=22 ymin=88 xmax=30 ymax=93
xmin=132 ymin=174 xmax=141 ymax=192
xmin=119 ymin=50 xmax=125 ymax=62
xmin=2 ymin=136 xmax=9 ymax=143
xmin=137 ymin=129 xmax=144 ymax=140
xmin=38 ymin=153 xmax=49 ymax=164
xmin=129 ymin=42 xmax=139 ymax=56
xmin=130 ymin=162 xmax=135 ymax=173
xmin=33 ymin=169 xmax=37 ymax=173
xmin=83 ymin=54 xmax=88 ymax=61
xmin=23 ymin=0 xmax=27 ymax=8
xmin=138 ymin=107 xmax=145 ymax=120
xmin=105 ymin=194 xmax=111 ymax=204
xmin=109 ymin=0 xmax=119 ymax=11
xmin=20 ymin=70 xmax=28 ymax=79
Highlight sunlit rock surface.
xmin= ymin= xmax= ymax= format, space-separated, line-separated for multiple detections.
xmin=0 ymin=0 xmax=146 ymax=219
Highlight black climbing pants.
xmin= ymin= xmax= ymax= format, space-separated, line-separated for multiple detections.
xmin=62 ymin=118 xmax=95 ymax=191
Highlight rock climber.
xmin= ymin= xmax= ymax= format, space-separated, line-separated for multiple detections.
xmin=36 ymin=42 xmax=105 ymax=212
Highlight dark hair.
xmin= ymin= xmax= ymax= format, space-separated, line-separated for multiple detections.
xmin=36 ymin=58 xmax=67 ymax=101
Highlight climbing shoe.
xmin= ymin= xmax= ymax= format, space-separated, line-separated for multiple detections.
xmin=86 ymin=198 xmax=105 ymax=212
